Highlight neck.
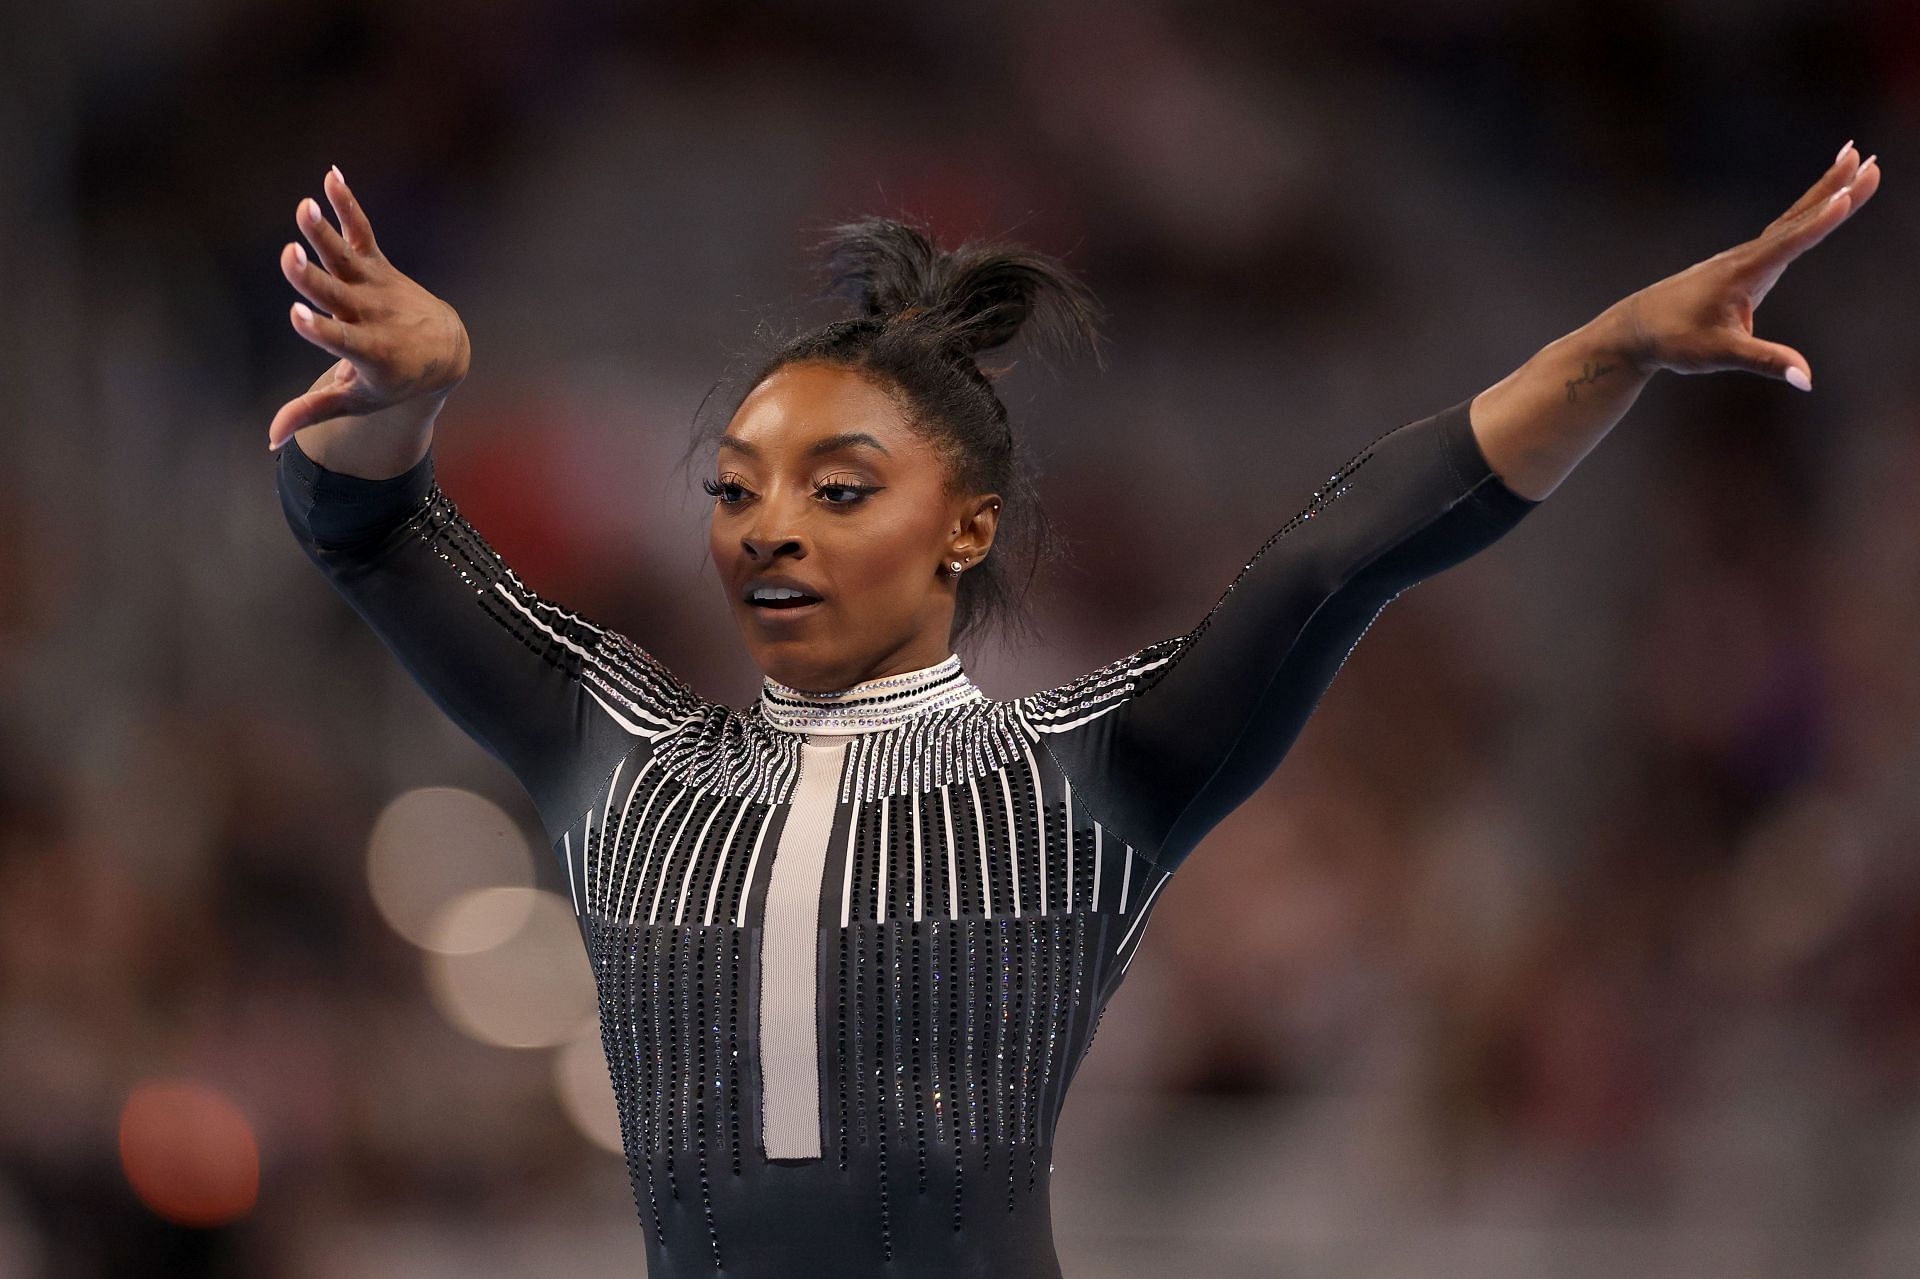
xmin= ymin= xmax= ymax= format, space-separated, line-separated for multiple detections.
xmin=757 ymin=652 xmax=983 ymax=736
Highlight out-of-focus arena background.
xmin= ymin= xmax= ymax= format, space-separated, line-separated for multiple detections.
xmin=1 ymin=1 xmax=1916 ymax=1275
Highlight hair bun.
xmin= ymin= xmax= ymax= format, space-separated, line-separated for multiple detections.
xmin=815 ymin=216 xmax=1105 ymax=369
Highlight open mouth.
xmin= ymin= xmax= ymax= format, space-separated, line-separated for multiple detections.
xmin=744 ymin=586 xmax=825 ymax=615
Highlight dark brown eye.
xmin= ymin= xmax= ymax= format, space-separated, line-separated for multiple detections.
xmin=818 ymin=483 xmax=878 ymax=506
xmin=702 ymin=477 xmax=749 ymax=504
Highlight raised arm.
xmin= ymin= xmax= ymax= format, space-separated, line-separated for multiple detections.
xmin=275 ymin=433 xmax=696 ymax=838
xmin=1030 ymin=141 xmax=1881 ymax=873
xmin=268 ymin=165 xmax=700 ymax=839
xmin=1029 ymin=394 xmax=1539 ymax=872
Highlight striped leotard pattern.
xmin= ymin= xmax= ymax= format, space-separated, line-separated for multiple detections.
xmin=276 ymin=394 xmax=1541 ymax=1278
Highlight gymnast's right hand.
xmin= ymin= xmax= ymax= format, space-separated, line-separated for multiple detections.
xmin=267 ymin=165 xmax=471 ymax=451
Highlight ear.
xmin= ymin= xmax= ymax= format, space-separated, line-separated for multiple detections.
xmin=950 ymin=492 xmax=1003 ymax=562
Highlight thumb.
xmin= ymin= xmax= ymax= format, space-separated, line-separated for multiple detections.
xmin=1724 ymin=333 xmax=1814 ymax=392
xmin=267 ymin=381 xmax=363 ymax=450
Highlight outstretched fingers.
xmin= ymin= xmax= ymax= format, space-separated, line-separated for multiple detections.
xmin=281 ymin=240 xmax=354 ymax=319
xmin=289 ymin=296 xmax=358 ymax=362
xmin=1773 ymin=141 xmax=1861 ymax=227
xmin=323 ymin=166 xmax=383 ymax=262
xmin=1839 ymin=153 xmax=1881 ymax=213
xmin=297 ymin=194 xmax=359 ymax=281
xmin=1736 ymin=149 xmax=1879 ymax=299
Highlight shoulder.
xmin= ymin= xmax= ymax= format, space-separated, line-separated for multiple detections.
xmin=1012 ymin=634 xmax=1191 ymax=734
xmin=571 ymin=626 xmax=722 ymax=738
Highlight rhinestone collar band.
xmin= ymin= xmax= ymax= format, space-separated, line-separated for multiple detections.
xmin=757 ymin=653 xmax=984 ymax=736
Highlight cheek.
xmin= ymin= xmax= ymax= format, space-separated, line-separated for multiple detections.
xmin=826 ymin=514 xmax=939 ymax=597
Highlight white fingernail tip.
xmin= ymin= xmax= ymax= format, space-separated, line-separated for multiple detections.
xmin=1786 ymin=367 xmax=1812 ymax=392
xmin=1836 ymin=139 xmax=1854 ymax=164
xmin=293 ymin=302 xmax=313 ymax=323
xmin=1831 ymin=154 xmax=1877 ymax=201
xmin=291 ymin=243 xmax=307 ymax=268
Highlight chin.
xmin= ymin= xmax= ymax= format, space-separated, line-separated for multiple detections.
xmin=739 ymin=634 xmax=831 ymax=689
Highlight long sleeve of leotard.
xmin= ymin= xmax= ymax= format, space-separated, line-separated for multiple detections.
xmin=1029 ymin=394 xmax=1543 ymax=873
xmin=275 ymin=435 xmax=698 ymax=838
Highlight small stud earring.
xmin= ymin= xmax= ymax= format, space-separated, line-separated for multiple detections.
xmin=949 ymin=559 xmax=965 ymax=575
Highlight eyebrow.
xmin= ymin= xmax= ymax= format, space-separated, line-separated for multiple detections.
xmin=717 ymin=431 xmax=892 ymax=460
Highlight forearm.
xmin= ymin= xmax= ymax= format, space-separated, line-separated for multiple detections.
xmin=1467 ymin=303 xmax=1654 ymax=502
xmin=290 ymin=390 xmax=447 ymax=480
xmin=1040 ymin=397 xmax=1541 ymax=870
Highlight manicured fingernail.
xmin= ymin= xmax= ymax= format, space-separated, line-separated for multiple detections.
xmin=330 ymin=164 xmax=345 ymax=185
xmin=1836 ymin=139 xmax=1854 ymax=164
xmin=293 ymin=302 xmax=313 ymax=323
xmin=1786 ymin=367 xmax=1812 ymax=392
xmin=302 ymin=197 xmax=319 ymax=221
xmin=291 ymin=242 xmax=306 ymax=268
xmin=1828 ymin=187 xmax=1848 ymax=204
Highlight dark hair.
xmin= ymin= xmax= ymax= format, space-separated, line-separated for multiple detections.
xmin=682 ymin=215 xmax=1107 ymax=653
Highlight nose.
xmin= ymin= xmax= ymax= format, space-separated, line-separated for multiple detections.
xmin=740 ymin=527 xmax=806 ymax=563
xmin=737 ymin=486 xmax=810 ymax=563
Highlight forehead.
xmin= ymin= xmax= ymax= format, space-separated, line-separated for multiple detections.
xmin=721 ymin=363 xmax=920 ymax=459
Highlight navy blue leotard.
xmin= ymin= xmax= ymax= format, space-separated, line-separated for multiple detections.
xmin=276 ymin=395 xmax=1540 ymax=1277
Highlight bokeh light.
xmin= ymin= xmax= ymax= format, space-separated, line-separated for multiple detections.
xmin=366 ymin=787 xmax=534 ymax=951
xmin=117 ymin=1081 xmax=260 ymax=1228
xmin=423 ymin=889 xmax=594 ymax=1048
xmin=424 ymin=884 xmax=539 ymax=955
xmin=553 ymin=1017 xmax=623 ymax=1155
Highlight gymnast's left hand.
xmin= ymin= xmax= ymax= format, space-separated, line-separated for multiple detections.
xmin=1608 ymin=144 xmax=1879 ymax=391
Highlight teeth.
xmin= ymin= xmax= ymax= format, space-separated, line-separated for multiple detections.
xmin=751 ymin=587 xmax=811 ymax=602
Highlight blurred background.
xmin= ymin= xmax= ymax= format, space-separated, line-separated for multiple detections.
xmin=1 ymin=0 xmax=1916 ymax=1275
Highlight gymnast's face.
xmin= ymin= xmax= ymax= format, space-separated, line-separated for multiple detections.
xmin=709 ymin=360 xmax=1000 ymax=695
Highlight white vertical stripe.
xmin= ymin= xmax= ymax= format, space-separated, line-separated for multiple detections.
xmin=876 ymin=797 xmax=890 ymax=924
xmin=997 ymin=768 xmax=1021 ymax=919
xmin=1092 ymin=822 xmax=1103 ymax=914
xmin=562 ymin=830 xmax=579 ymax=916
xmin=1120 ymin=842 xmax=1133 ymax=913
xmin=1113 ymin=867 xmax=1171 ymax=958
xmin=623 ymin=806 xmax=676 ymax=927
xmin=734 ymin=806 xmax=776 ymax=929
xmin=940 ymin=784 xmax=959 ymax=921
xmin=839 ymin=801 xmax=859 ymax=929
xmin=910 ymin=788 xmax=924 ymax=923
xmin=647 ymin=795 xmax=704 ymax=925
xmin=759 ymin=736 xmax=849 ymax=1160
xmin=673 ymin=797 xmax=727 ymax=925
xmin=1017 ymin=739 xmax=1048 ymax=917
xmin=1063 ymin=777 xmax=1074 ymax=914
xmin=967 ymin=776 xmax=991 ymax=917
xmin=703 ymin=798 xmax=752 ymax=927
xmin=595 ymin=759 xmax=626 ymax=914
xmin=611 ymin=761 xmax=668 ymax=920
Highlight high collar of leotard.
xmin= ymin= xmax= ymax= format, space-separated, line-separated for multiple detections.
xmin=757 ymin=652 xmax=984 ymax=736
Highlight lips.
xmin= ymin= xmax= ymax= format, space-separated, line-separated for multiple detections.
xmin=742 ymin=574 xmax=825 ymax=611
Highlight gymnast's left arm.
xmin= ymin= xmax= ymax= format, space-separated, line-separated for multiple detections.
xmin=1038 ymin=144 xmax=1880 ymax=872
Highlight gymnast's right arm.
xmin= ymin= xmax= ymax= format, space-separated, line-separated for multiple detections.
xmin=275 ymin=427 xmax=650 ymax=838
xmin=268 ymin=165 xmax=674 ymax=837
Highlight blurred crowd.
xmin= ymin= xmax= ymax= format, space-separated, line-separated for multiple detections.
xmin=2 ymin=0 xmax=1917 ymax=1274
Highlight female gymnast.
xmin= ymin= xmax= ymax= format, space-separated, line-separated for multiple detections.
xmin=267 ymin=145 xmax=1879 ymax=1277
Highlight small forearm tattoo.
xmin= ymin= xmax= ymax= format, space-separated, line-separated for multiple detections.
xmin=1564 ymin=360 xmax=1621 ymax=402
